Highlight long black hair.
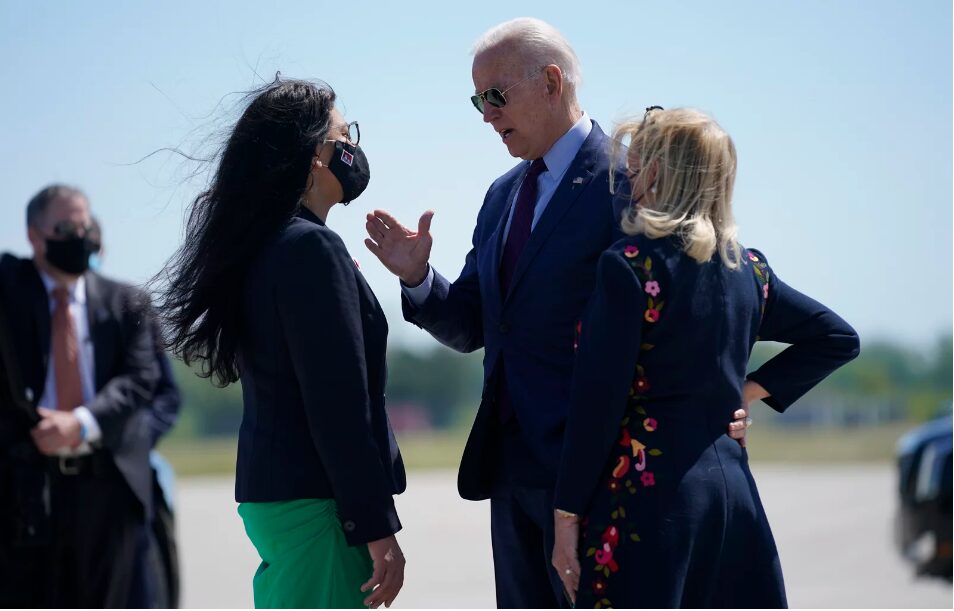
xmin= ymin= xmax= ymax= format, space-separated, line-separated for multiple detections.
xmin=154 ymin=76 xmax=336 ymax=386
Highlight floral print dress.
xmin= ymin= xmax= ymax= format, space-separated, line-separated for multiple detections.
xmin=554 ymin=235 xmax=860 ymax=608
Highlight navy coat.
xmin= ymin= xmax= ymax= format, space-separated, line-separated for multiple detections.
xmin=236 ymin=208 xmax=406 ymax=546
xmin=554 ymin=235 xmax=860 ymax=608
xmin=402 ymin=122 xmax=624 ymax=500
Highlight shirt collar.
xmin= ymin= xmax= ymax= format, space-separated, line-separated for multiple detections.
xmin=541 ymin=112 xmax=593 ymax=181
xmin=297 ymin=205 xmax=326 ymax=226
xmin=38 ymin=270 xmax=86 ymax=306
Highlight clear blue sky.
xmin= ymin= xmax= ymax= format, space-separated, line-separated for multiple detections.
xmin=1 ymin=0 xmax=950 ymax=351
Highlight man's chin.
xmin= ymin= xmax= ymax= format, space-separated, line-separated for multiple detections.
xmin=504 ymin=140 xmax=526 ymax=159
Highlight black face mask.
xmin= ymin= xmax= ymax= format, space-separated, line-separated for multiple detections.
xmin=326 ymin=141 xmax=370 ymax=205
xmin=45 ymin=235 xmax=95 ymax=275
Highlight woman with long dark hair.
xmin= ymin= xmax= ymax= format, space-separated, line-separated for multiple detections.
xmin=154 ymin=77 xmax=406 ymax=608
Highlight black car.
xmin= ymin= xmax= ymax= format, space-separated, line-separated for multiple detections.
xmin=896 ymin=414 xmax=953 ymax=580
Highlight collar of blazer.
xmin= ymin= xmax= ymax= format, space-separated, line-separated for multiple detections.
xmin=493 ymin=121 xmax=609 ymax=302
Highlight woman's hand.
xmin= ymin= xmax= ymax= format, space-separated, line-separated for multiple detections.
xmin=362 ymin=534 xmax=406 ymax=608
xmin=728 ymin=380 xmax=770 ymax=447
xmin=551 ymin=511 xmax=582 ymax=605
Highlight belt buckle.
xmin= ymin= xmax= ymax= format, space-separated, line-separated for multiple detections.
xmin=58 ymin=456 xmax=81 ymax=476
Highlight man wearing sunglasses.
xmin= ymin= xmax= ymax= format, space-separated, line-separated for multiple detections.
xmin=0 ymin=185 xmax=159 ymax=607
xmin=365 ymin=17 xmax=619 ymax=607
xmin=366 ymin=18 xmax=745 ymax=608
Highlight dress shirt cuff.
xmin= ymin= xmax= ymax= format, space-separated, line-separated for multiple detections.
xmin=73 ymin=406 xmax=103 ymax=444
xmin=399 ymin=264 xmax=434 ymax=306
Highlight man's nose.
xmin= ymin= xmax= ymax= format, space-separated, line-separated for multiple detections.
xmin=482 ymin=103 xmax=499 ymax=124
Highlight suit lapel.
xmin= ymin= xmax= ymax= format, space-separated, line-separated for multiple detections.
xmin=85 ymin=273 xmax=108 ymax=389
xmin=488 ymin=171 xmax=525 ymax=306
xmin=504 ymin=124 xmax=606 ymax=301
xmin=24 ymin=264 xmax=51 ymax=389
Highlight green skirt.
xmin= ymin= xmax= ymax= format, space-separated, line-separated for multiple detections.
xmin=238 ymin=498 xmax=372 ymax=609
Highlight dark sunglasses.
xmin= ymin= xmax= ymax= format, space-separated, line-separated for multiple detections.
xmin=470 ymin=71 xmax=541 ymax=113
xmin=51 ymin=220 xmax=94 ymax=239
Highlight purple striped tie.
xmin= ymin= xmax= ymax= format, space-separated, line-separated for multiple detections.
xmin=499 ymin=158 xmax=547 ymax=294
xmin=496 ymin=158 xmax=547 ymax=423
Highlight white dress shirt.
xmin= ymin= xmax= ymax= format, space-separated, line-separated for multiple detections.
xmin=403 ymin=112 xmax=593 ymax=304
xmin=38 ymin=271 xmax=102 ymax=455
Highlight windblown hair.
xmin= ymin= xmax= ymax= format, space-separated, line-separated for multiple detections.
xmin=613 ymin=108 xmax=742 ymax=269
xmin=471 ymin=17 xmax=582 ymax=98
xmin=153 ymin=76 xmax=336 ymax=386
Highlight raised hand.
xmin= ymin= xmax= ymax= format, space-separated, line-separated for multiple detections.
xmin=364 ymin=209 xmax=434 ymax=286
xmin=361 ymin=534 xmax=406 ymax=608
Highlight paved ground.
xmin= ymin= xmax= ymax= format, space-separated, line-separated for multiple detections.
xmin=176 ymin=465 xmax=952 ymax=608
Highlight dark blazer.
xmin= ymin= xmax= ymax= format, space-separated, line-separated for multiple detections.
xmin=402 ymin=122 xmax=624 ymax=500
xmin=549 ymin=238 xmax=859 ymax=607
xmin=554 ymin=238 xmax=862 ymax=515
xmin=236 ymin=207 xmax=405 ymax=546
xmin=0 ymin=254 xmax=160 ymax=514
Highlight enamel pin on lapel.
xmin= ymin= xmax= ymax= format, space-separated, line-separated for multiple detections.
xmin=572 ymin=176 xmax=584 ymax=186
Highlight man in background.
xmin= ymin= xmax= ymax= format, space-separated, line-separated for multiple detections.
xmin=0 ymin=184 xmax=159 ymax=607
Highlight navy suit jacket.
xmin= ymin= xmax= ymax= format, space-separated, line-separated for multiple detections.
xmin=0 ymin=254 xmax=160 ymax=515
xmin=236 ymin=208 xmax=406 ymax=545
xmin=403 ymin=122 xmax=625 ymax=500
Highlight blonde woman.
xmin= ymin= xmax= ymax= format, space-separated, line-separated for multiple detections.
xmin=550 ymin=107 xmax=860 ymax=608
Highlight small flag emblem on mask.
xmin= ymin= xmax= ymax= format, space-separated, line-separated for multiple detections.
xmin=341 ymin=150 xmax=354 ymax=166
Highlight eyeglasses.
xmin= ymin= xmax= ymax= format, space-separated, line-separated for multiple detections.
xmin=328 ymin=121 xmax=360 ymax=145
xmin=346 ymin=121 xmax=360 ymax=146
xmin=470 ymin=71 xmax=542 ymax=113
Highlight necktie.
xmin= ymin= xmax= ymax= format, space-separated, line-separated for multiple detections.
xmin=496 ymin=158 xmax=547 ymax=424
xmin=499 ymin=158 xmax=547 ymax=294
xmin=52 ymin=286 xmax=83 ymax=411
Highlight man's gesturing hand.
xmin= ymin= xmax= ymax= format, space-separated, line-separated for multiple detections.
xmin=364 ymin=209 xmax=434 ymax=286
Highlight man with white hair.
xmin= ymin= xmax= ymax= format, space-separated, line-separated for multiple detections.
xmin=366 ymin=18 xmax=619 ymax=606
xmin=365 ymin=18 xmax=745 ymax=607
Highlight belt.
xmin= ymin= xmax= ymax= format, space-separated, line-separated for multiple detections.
xmin=48 ymin=452 xmax=107 ymax=477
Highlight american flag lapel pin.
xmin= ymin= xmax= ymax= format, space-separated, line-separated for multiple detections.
xmin=572 ymin=176 xmax=584 ymax=187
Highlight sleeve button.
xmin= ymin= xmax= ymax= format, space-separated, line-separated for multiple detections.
xmin=343 ymin=520 xmax=356 ymax=532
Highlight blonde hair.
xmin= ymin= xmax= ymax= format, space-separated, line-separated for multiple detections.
xmin=471 ymin=18 xmax=582 ymax=100
xmin=613 ymin=108 xmax=741 ymax=269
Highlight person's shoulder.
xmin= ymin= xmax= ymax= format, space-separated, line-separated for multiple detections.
xmin=286 ymin=215 xmax=346 ymax=251
xmin=0 ymin=252 xmax=30 ymax=273
xmin=272 ymin=214 xmax=351 ymax=277
xmin=88 ymin=272 xmax=149 ymax=304
xmin=605 ymin=234 xmax=673 ymax=261
xmin=0 ymin=253 xmax=39 ymax=288
xmin=488 ymin=161 xmax=527 ymax=193
xmin=86 ymin=273 xmax=153 ymax=323
xmin=741 ymin=245 xmax=771 ymax=267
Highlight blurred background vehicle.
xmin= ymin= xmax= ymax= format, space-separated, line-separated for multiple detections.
xmin=895 ymin=407 xmax=953 ymax=581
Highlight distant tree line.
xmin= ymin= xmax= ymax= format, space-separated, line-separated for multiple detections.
xmin=165 ymin=335 xmax=952 ymax=439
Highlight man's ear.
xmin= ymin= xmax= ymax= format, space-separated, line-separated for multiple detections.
xmin=27 ymin=224 xmax=41 ymax=246
xmin=544 ymin=64 xmax=563 ymax=97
